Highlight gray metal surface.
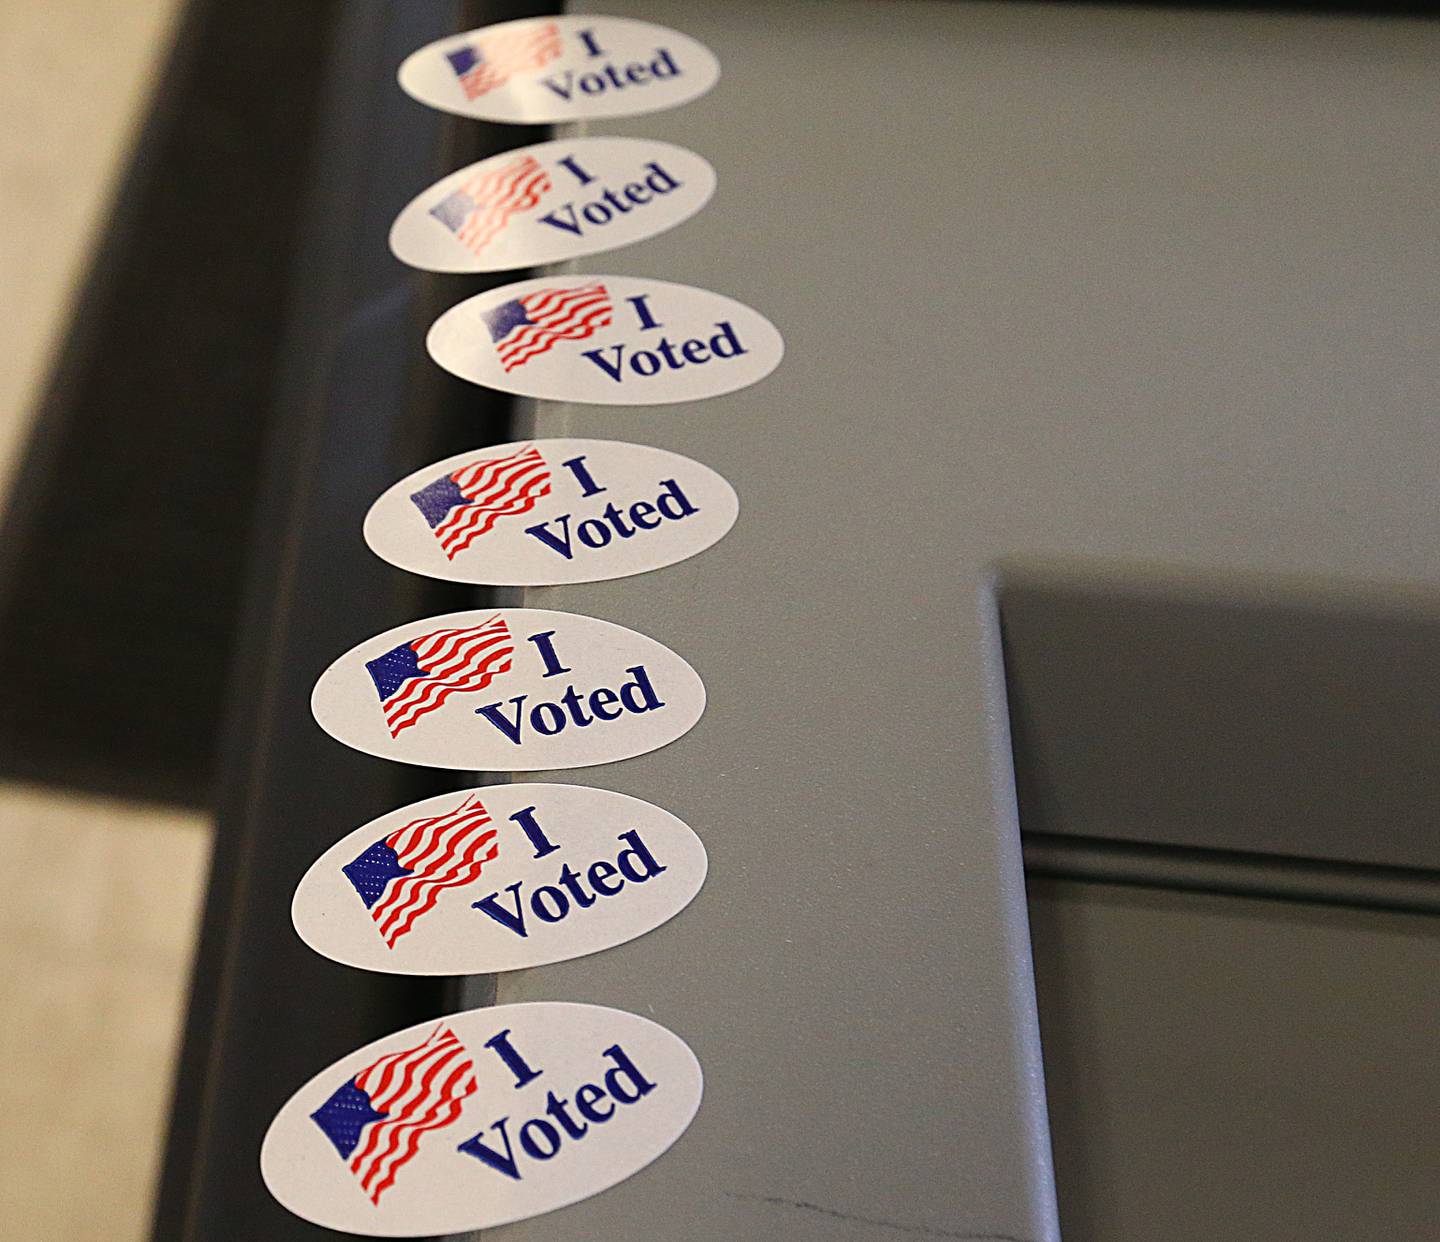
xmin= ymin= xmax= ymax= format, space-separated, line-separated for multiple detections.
xmin=462 ymin=3 xmax=1440 ymax=1239
xmin=1028 ymin=879 xmax=1440 ymax=1241
xmin=1002 ymin=562 xmax=1440 ymax=871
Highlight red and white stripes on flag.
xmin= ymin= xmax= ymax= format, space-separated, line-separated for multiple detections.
xmin=454 ymin=155 xmax=551 ymax=255
xmin=496 ymin=284 xmax=615 ymax=373
xmin=348 ymin=1025 xmax=478 ymax=1204
xmin=436 ymin=445 xmax=552 ymax=560
xmin=459 ymin=23 xmax=562 ymax=99
xmin=385 ymin=616 xmax=513 ymax=738
xmin=374 ymin=795 xmax=500 ymax=948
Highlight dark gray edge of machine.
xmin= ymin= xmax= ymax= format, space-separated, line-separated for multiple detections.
xmin=1024 ymin=835 xmax=1440 ymax=916
xmin=150 ymin=2 xmax=555 ymax=1238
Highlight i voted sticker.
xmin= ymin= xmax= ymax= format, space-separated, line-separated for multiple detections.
xmin=427 ymin=276 xmax=783 ymax=404
xmin=261 ymin=1003 xmax=702 ymax=1235
xmin=311 ymin=608 xmax=704 ymax=771
xmin=292 ymin=783 xmax=706 ymax=975
xmin=364 ymin=438 xmax=738 ymax=585
xmin=389 ymin=138 xmax=714 ymax=274
xmin=398 ymin=16 xmax=719 ymax=124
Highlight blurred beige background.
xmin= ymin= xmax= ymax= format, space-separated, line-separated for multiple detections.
xmin=0 ymin=3 xmax=212 ymax=1239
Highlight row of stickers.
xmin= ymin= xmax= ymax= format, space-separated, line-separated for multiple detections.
xmin=265 ymin=17 xmax=743 ymax=1237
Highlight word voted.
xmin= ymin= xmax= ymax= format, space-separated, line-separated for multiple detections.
xmin=475 ymin=803 xmax=666 ymax=938
xmin=527 ymin=453 xmax=700 ymax=561
xmin=542 ymin=29 xmax=683 ymax=103
xmin=458 ymin=1030 xmax=657 ymax=1182
xmin=585 ymin=292 xmax=747 ymax=384
xmin=477 ymin=630 xmax=665 ymax=745
xmin=540 ymin=155 xmax=682 ymax=239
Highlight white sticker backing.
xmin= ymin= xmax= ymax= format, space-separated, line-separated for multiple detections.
xmin=262 ymin=1003 xmax=702 ymax=1235
xmin=427 ymin=276 xmax=783 ymax=404
xmin=311 ymin=608 xmax=704 ymax=771
xmin=389 ymin=138 xmax=714 ymax=273
xmin=364 ymin=438 xmax=738 ymax=585
xmin=398 ymin=16 xmax=719 ymax=124
xmin=292 ymin=783 xmax=706 ymax=975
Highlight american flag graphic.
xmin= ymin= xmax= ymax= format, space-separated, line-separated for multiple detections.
xmin=341 ymin=794 xmax=500 ymax=948
xmin=365 ymin=615 xmax=513 ymax=739
xmin=409 ymin=444 xmax=552 ymax=560
xmin=483 ymin=283 xmax=614 ymax=373
xmin=445 ymin=22 xmax=563 ymax=100
xmin=310 ymin=1024 xmax=477 ymax=1205
xmin=428 ymin=155 xmax=551 ymax=256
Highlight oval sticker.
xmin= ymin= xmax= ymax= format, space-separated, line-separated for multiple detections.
xmin=293 ymin=783 xmax=707 ymax=975
xmin=364 ymin=438 xmax=738 ymax=585
xmin=397 ymin=16 xmax=719 ymax=124
xmin=311 ymin=608 xmax=705 ymax=771
xmin=262 ymin=1002 xmax=702 ymax=1235
xmin=389 ymin=138 xmax=714 ymax=273
xmin=427 ymin=276 xmax=783 ymax=405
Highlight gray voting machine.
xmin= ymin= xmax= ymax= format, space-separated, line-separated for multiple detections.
xmin=150 ymin=4 xmax=1440 ymax=1240
xmin=486 ymin=4 xmax=1440 ymax=1240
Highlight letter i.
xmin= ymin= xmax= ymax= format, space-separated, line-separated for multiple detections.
xmin=510 ymin=804 xmax=560 ymax=859
xmin=577 ymin=28 xmax=605 ymax=58
xmin=561 ymin=455 xmax=607 ymax=498
xmin=557 ymin=155 xmax=596 ymax=186
xmin=484 ymin=1029 xmax=543 ymax=1088
xmin=626 ymin=294 xmax=663 ymax=331
xmin=527 ymin=630 xmax=573 ymax=678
